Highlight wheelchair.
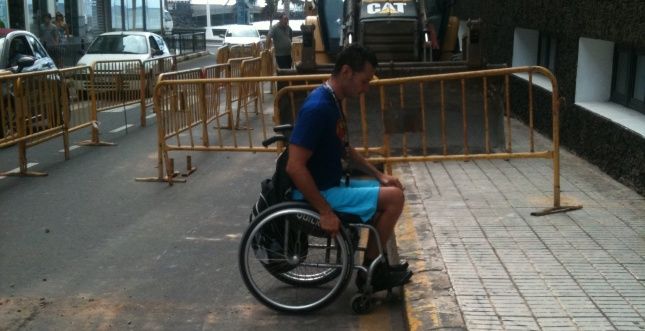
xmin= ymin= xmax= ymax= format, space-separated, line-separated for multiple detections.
xmin=238 ymin=125 xmax=406 ymax=314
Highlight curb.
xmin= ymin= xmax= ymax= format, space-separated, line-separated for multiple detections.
xmin=394 ymin=164 xmax=466 ymax=330
xmin=175 ymin=50 xmax=211 ymax=63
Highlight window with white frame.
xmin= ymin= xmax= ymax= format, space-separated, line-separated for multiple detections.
xmin=512 ymin=27 xmax=556 ymax=91
xmin=538 ymin=33 xmax=556 ymax=73
xmin=575 ymin=37 xmax=645 ymax=137
xmin=612 ymin=46 xmax=645 ymax=114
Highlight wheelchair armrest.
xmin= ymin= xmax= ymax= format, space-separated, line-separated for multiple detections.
xmin=262 ymin=135 xmax=288 ymax=147
xmin=273 ymin=124 xmax=293 ymax=134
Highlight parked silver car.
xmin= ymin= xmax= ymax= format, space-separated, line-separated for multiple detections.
xmin=0 ymin=29 xmax=57 ymax=74
xmin=0 ymin=29 xmax=61 ymax=139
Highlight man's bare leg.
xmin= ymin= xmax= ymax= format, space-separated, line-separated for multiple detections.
xmin=365 ymin=186 xmax=404 ymax=261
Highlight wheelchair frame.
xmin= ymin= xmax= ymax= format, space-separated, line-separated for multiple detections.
xmin=238 ymin=201 xmax=393 ymax=314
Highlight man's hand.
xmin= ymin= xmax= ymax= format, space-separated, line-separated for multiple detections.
xmin=319 ymin=211 xmax=341 ymax=237
xmin=379 ymin=174 xmax=405 ymax=191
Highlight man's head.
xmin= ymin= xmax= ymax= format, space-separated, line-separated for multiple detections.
xmin=279 ymin=13 xmax=289 ymax=27
xmin=331 ymin=44 xmax=378 ymax=98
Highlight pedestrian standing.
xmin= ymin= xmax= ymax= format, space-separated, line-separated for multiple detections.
xmin=267 ymin=13 xmax=293 ymax=69
xmin=55 ymin=12 xmax=70 ymax=42
xmin=39 ymin=13 xmax=59 ymax=48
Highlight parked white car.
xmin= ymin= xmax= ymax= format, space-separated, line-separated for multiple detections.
xmin=204 ymin=25 xmax=229 ymax=45
xmin=77 ymin=31 xmax=171 ymax=67
xmin=223 ymin=24 xmax=262 ymax=46
xmin=74 ymin=31 xmax=172 ymax=96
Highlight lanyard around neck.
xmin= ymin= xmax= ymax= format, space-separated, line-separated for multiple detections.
xmin=323 ymin=81 xmax=350 ymax=148
xmin=323 ymin=81 xmax=342 ymax=113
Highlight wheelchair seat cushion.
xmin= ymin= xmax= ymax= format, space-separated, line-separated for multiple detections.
xmin=291 ymin=178 xmax=379 ymax=222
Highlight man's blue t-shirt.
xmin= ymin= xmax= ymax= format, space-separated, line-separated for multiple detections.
xmin=289 ymin=85 xmax=345 ymax=190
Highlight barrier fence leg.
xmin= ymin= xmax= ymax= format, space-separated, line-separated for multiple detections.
xmin=530 ymin=180 xmax=583 ymax=216
xmin=79 ymin=88 xmax=115 ymax=146
xmin=181 ymin=155 xmax=197 ymax=177
xmin=134 ymin=144 xmax=186 ymax=184
xmin=0 ymin=141 xmax=47 ymax=177
xmin=531 ymin=97 xmax=582 ymax=216
xmin=79 ymin=122 xmax=116 ymax=146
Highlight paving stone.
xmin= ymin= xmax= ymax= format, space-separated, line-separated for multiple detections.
xmin=571 ymin=317 xmax=615 ymax=330
xmin=501 ymin=316 xmax=541 ymax=330
xmin=488 ymin=295 xmax=532 ymax=316
xmin=525 ymin=297 xmax=568 ymax=317
xmin=536 ymin=317 xmax=577 ymax=329
xmin=624 ymin=264 xmax=645 ymax=280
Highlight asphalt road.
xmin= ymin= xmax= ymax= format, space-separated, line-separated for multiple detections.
xmin=0 ymin=55 xmax=406 ymax=330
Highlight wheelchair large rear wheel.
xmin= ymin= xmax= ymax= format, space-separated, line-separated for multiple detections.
xmin=239 ymin=202 xmax=353 ymax=313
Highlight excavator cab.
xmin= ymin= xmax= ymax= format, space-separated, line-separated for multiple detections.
xmin=348 ymin=0 xmax=421 ymax=62
xmin=308 ymin=0 xmax=465 ymax=64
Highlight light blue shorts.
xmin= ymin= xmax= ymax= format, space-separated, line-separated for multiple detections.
xmin=291 ymin=178 xmax=380 ymax=222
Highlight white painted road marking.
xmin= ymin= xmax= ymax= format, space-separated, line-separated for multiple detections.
xmin=0 ymin=162 xmax=38 ymax=179
xmin=110 ymin=124 xmax=134 ymax=133
xmin=59 ymin=145 xmax=81 ymax=153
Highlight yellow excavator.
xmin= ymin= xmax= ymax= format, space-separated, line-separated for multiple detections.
xmin=300 ymin=0 xmax=469 ymax=68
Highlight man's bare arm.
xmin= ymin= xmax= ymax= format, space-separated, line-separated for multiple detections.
xmin=346 ymin=147 xmax=404 ymax=190
xmin=286 ymin=144 xmax=341 ymax=236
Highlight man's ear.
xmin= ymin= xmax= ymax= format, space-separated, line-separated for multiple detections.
xmin=339 ymin=64 xmax=353 ymax=78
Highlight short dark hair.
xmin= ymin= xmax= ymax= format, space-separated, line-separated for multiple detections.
xmin=332 ymin=44 xmax=378 ymax=75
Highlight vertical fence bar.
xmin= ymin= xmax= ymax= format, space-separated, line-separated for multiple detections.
xmin=483 ymin=76 xmax=490 ymax=153
xmin=199 ymin=81 xmax=210 ymax=147
xmin=419 ymin=82 xmax=428 ymax=156
xmin=440 ymin=80 xmax=447 ymax=155
xmin=504 ymin=74 xmax=512 ymax=153
xmin=139 ymin=61 xmax=147 ymax=127
xmin=399 ymin=84 xmax=407 ymax=157
xmin=460 ymin=78 xmax=469 ymax=155
xmin=528 ymin=71 xmax=535 ymax=153
xmin=360 ymin=93 xmax=369 ymax=155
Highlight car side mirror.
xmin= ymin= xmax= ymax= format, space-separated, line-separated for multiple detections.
xmin=16 ymin=56 xmax=35 ymax=73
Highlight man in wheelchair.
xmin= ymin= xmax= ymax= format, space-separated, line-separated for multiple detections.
xmin=286 ymin=44 xmax=413 ymax=292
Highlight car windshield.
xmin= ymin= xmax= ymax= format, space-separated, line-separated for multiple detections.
xmin=227 ymin=26 xmax=258 ymax=38
xmin=87 ymin=35 xmax=148 ymax=54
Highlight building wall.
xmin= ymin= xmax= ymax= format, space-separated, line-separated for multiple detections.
xmin=453 ymin=0 xmax=645 ymax=195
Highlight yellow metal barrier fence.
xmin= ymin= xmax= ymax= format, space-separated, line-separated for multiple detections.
xmin=142 ymin=56 xmax=177 ymax=114
xmin=87 ymin=56 xmax=176 ymax=127
xmin=148 ymin=66 xmax=581 ymax=215
xmin=216 ymin=46 xmax=230 ymax=64
xmin=0 ymin=74 xmax=23 ymax=149
xmin=273 ymin=66 xmax=580 ymax=215
xmin=142 ymin=74 xmax=329 ymax=183
xmin=1 ymin=56 xmax=174 ymax=177
xmin=91 ymin=59 xmax=143 ymax=112
xmin=0 ymin=70 xmax=70 ymax=176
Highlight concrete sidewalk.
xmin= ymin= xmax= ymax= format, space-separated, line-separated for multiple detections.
xmin=395 ymin=119 xmax=645 ymax=330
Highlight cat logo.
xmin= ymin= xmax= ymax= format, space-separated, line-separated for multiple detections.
xmin=367 ymin=2 xmax=407 ymax=15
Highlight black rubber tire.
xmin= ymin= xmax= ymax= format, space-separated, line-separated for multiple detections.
xmin=239 ymin=201 xmax=354 ymax=313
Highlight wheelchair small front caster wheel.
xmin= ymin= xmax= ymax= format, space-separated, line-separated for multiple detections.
xmin=351 ymin=293 xmax=375 ymax=314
